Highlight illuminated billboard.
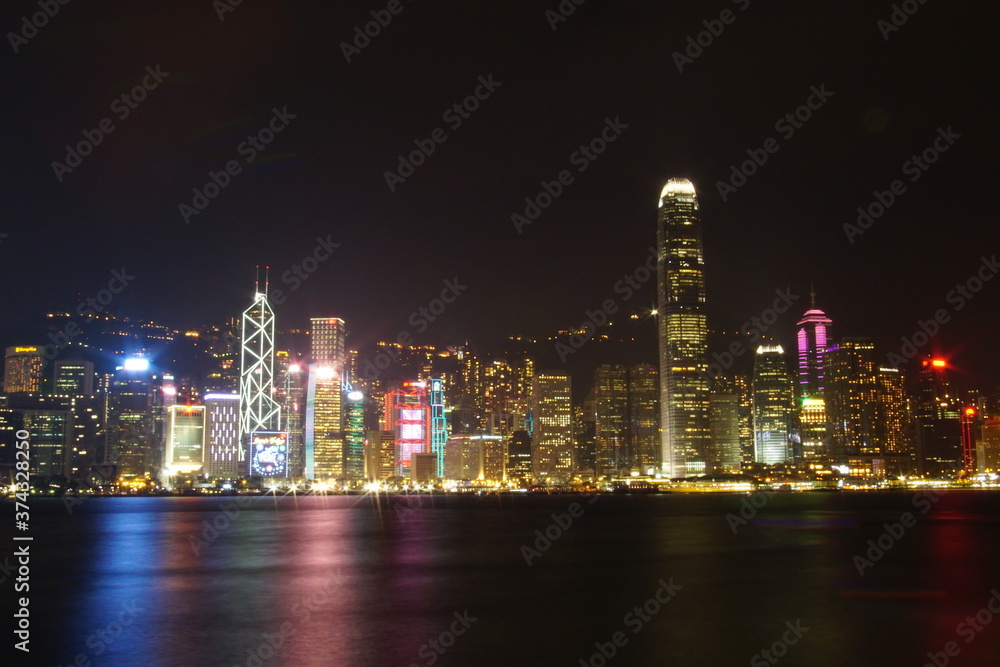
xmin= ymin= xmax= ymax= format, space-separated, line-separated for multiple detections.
xmin=251 ymin=431 xmax=288 ymax=477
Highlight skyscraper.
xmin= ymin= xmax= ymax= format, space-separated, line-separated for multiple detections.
xmin=657 ymin=178 xmax=710 ymax=477
xmin=628 ymin=363 xmax=660 ymax=475
xmin=306 ymin=318 xmax=347 ymax=481
xmin=204 ymin=393 xmax=240 ymax=479
xmin=594 ymin=365 xmax=629 ymax=477
xmin=239 ymin=280 xmax=281 ymax=475
xmin=531 ymin=371 xmax=573 ymax=480
xmin=796 ymin=296 xmax=832 ymax=461
xmin=53 ymin=358 xmax=95 ymax=396
xmin=4 ymin=346 xmax=44 ymax=394
xmin=752 ymin=346 xmax=793 ymax=465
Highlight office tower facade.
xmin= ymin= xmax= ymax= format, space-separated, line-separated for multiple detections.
xmin=53 ymin=359 xmax=95 ymax=396
xmin=796 ymin=300 xmax=832 ymax=460
xmin=164 ymin=405 xmax=206 ymax=478
xmin=429 ymin=378 xmax=448 ymax=477
xmin=657 ymin=178 xmax=711 ymax=477
xmin=384 ymin=381 xmax=430 ymax=478
xmin=752 ymin=346 xmax=793 ymax=465
xmin=980 ymin=418 xmax=1000 ymax=473
xmin=531 ymin=371 xmax=573 ymax=479
xmin=365 ymin=429 xmax=396 ymax=482
xmin=306 ymin=318 xmax=347 ymax=481
xmin=309 ymin=367 xmax=344 ymax=480
xmin=709 ymin=391 xmax=742 ymax=473
xmin=629 ymin=363 xmax=660 ymax=474
xmin=594 ymin=365 xmax=630 ymax=476
xmin=506 ymin=430 xmax=533 ymax=484
xmin=344 ymin=390 xmax=366 ymax=481
xmin=105 ymin=359 xmax=155 ymax=480
xmin=875 ymin=366 xmax=911 ymax=461
xmin=204 ymin=393 xmax=240 ymax=479
xmin=4 ymin=346 xmax=44 ymax=394
xmin=573 ymin=403 xmax=597 ymax=477
xmin=913 ymin=358 xmax=962 ymax=476
xmin=961 ymin=407 xmax=978 ymax=473
xmin=276 ymin=358 xmax=306 ymax=480
xmin=239 ymin=285 xmax=281 ymax=475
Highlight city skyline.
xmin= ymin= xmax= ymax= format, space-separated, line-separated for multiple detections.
xmin=2 ymin=2 xmax=997 ymax=388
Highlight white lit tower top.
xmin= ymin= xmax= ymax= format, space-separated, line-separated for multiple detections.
xmin=239 ymin=269 xmax=282 ymax=451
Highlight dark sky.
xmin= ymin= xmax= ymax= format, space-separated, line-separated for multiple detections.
xmin=2 ymin=1 xmax=997 ymax=387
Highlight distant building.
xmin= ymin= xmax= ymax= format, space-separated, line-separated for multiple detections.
xmin=506 ymin=430 xmax=532 ymax=484
xmin=531 ymin=371 xmax=573 ymax=480
xmin=365 ymin=429 xmax=395 ymax=482
xmin=4 ymin=346 xmax=44 ymax=394
xmin=204 ymin=393 xmax=240 ymax=479
xmin=53 ymin=359 xmax=95 ymax=396
xmin=164 ymin=405 xmax=206 ymax=478
xmin=752 ymin=346 xmax=793 ymax=465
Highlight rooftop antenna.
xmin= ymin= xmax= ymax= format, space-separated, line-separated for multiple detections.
xmin=810 ymin=282 xmax=816 ymax=309
xmin=254 ymin=265 xmax=260 ymax=294
xmin=264 ymin=266 xmax=270 ymax=293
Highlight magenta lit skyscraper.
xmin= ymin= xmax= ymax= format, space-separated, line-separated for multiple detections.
xmin=795 ymin=291 xmax=832 ymax=460
xmin=795 ymin=291 xmax=832 ymax=399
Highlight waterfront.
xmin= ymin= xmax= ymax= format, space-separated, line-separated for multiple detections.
xmin=7 ymin=491 xmax=1000 ymax=666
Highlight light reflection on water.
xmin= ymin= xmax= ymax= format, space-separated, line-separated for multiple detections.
xmin=17 ymin=492 xmax=1000 ymax=667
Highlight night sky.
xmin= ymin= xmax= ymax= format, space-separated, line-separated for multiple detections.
xmin=2 ymin=1 xmax=997 ymax=387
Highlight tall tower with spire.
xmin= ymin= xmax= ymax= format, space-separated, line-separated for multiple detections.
xmin=239 ymin=268 xmax=282 ymax=474
xmin=796 ymin=289 xmax=832 ymax=460
xmin=657 ymin=178 xmax=711 ymax=477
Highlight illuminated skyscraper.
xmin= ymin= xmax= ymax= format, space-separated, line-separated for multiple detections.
xmin=344 ymin=390 xmax=365 ymax=480
xmin=657 ymin=179 xmax=710 ymax=477
xmin=204 ymin=393 xmax=240 ymax=479
xmin=105 ymin=357 xmax=155 ymax=480
xmin=594 ymin=365 xmax=629 ymax=477
xmin=53 ymin=359 xmax=95 ymax=396
xmin=239 ymin=278 xmax=281 ymax=474
xmin=628 ymin=363 xmax=660 ymax=475
xmin=796 ymin=294 xmax=832 ymax=399
xmin=752 ymin=346 xmax=793 ymax=465
xmin=306 ymin=318 xmax=347 ymax=481
xmin=913 ymin=358 xmax=962 ymax=476
xmin=276 ymin=356 xmax=306 ymax=479
xmin=796 ymin=296 xmax=832 ymax=461
xmin=4 ymin=346 xmax=44 ymax=394
xmin=430 ymin=378 xmax=448 ymax=477
xmin=531 ymin=371 xmax=573 ymax=479
xmin=164 ymin=405 xmax=206 ymax=479
xmin=384 ymin=381 xmax=429 ymax=478
xmin=826 ymin=338 xmax=880 ymax=474
xmin=709 ymin=391 xmax=742 ymax=474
